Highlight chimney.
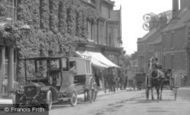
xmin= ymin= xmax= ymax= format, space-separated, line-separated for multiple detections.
xmin=172 ymin=0 xmax=179 ymax=18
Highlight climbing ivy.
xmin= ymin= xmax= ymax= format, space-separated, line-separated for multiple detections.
xmin=58 ymin=0 xmax=67 ymax=35
xmin=0 ymin=0 xmax=100 ymax=82
xmin=66 ymin=6 xmax=76 ymax=36
xmin=0 ymin=3 xmax=6 ymax=16
xmin=31 ymin=0 xmax=40 ymax=29
xmin=49 ymin=0 xmax=58 ymax=33
xmin=39 ymin=0 xmax=49 ymax=30
xmin=14 ymin=0 xmax=98 ymax=57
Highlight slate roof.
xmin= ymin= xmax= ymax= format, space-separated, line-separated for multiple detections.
xmin=163 ymin=8 xmax=190 ymax=32
xmin=138 ymin=28 xmax=158 ymax=42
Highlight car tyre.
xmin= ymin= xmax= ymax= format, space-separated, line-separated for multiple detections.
xmin=70 ymin=90 xmax=78 ymax=106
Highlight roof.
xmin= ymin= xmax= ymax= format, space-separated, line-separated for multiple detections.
xmin=138 ymin=28 xmax=158 ymax=42
xmin=148 ymin=35 xmax=162 ymax=45
xmin=163 ymin=8 xmax=190 ymax=32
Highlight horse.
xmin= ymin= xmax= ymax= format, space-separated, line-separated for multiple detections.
xmin=146 ymin=57 xmax=164 ymax=100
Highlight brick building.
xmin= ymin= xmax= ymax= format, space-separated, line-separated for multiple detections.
xmin=137 ymin=11 xmax=172 ymax=73
xmin=137 ymin=0 xmax=190 ymax=86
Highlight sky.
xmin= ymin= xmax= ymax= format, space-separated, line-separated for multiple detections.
xmin=113 ymin=0 xmax=172 ymax=55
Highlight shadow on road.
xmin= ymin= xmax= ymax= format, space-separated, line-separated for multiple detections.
xmin=132 ymin=98 xmax=176 ymax=104
xmin=52 ymin=98 xmax=92 ymax=110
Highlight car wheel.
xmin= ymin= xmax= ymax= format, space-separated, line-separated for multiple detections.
xmin=87 ymin=90 xmax=92 ymax=103
xmin=70 ymin=90 xmax=78 ymax=106
xmin=46 ymin=90 xmax=52 ymax=110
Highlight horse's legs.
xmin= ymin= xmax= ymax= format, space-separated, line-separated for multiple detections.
xmin=156 ymin=86 xmax=160 ymax=100
xmin=160 ymin=87 xmax=163 ymax=100
xmin=160 ymin=84 xmax=163 ymax=100
xmin=146 ymin=87 xmax=150 ymax=100
xmin=151 ymin=87 xmax=154 ymax=100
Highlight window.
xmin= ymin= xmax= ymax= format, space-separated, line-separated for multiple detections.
xmin=87 ymin=21 xmax=92 ymax=40
xmin=170 ymin=32 xmax=174 ymax=48
xmin=171 ymin=55 xmax=174 ymax=69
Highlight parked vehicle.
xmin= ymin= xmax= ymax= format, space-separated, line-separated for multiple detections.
xmin=134 ymin=72 xmax=146 ymax=90
xmin=70 ymin=57 xmax=98 ymax=102
xmin=12 ymin=56 xmax=78 ymax=110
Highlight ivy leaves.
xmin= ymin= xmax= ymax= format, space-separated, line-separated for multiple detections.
xmin=14 ymin=0 xmax=99 ymax=58
xmin=0 ymin=3 xmax=7 ymax=16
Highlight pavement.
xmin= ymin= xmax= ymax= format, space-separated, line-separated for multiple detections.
xmin=0 ymin=96 xmax=12 ymax=105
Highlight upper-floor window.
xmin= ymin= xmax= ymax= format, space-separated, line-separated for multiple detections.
xmin=87 ymin=21 xmax=93 ymax=41
xmin=101 ymin=4 xmax=110 ymax=19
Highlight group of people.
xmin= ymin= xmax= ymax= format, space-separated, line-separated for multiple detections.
xmin=103 ymin=68 xmax=128 ymax=93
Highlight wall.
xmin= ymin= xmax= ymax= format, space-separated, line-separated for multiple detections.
xmin=181 ymin=0 xmax=190 ymax=9
xmin=162 ymin=27 xmax=187 ymax=75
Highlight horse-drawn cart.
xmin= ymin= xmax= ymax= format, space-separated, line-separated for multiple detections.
xmin=145 ymin=57 xmax=181 ymax=101
xmin=145 ymin=68 xmax=181 ymax=101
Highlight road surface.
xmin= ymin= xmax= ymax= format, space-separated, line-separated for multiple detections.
xmin=50 ymin=87 xmax=190 ymax=115
xmin=1 ymin=87 xmax=190 ymax=115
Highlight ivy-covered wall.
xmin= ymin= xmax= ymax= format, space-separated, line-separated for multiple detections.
xmin=14 ymin=0 xmax=98 ymax=58
xmin=0 ymin=0 xmax=98 ymax=82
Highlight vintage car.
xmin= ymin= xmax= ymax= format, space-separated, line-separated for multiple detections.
xmin=70 ymin=57 xmax=98 ymax=102
xmin=12 ymin=57 xmax=78 ymax=110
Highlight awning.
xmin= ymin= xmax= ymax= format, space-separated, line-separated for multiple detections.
xmin=76 ymin=51 xmax=120 ymax=68
xmin=90 ymin=57 xmax=109 ymax=68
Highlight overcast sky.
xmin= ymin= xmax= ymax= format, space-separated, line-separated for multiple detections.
xmin=113 ymin=0 xmax=172 ymax=55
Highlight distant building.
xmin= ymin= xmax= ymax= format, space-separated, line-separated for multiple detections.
xmin=137 ymin=10 xmax=172 ymax=73
xmin=137 ymin=0 xmax=190 ymax=86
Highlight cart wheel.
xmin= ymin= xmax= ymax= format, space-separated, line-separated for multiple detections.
xmin=46 ymin=90 xmax=52 ymax=110
xmin=70 ymin=90 xmax=78 ymax=106
xmin=92 ymin=89 xmax=98 ymax=102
